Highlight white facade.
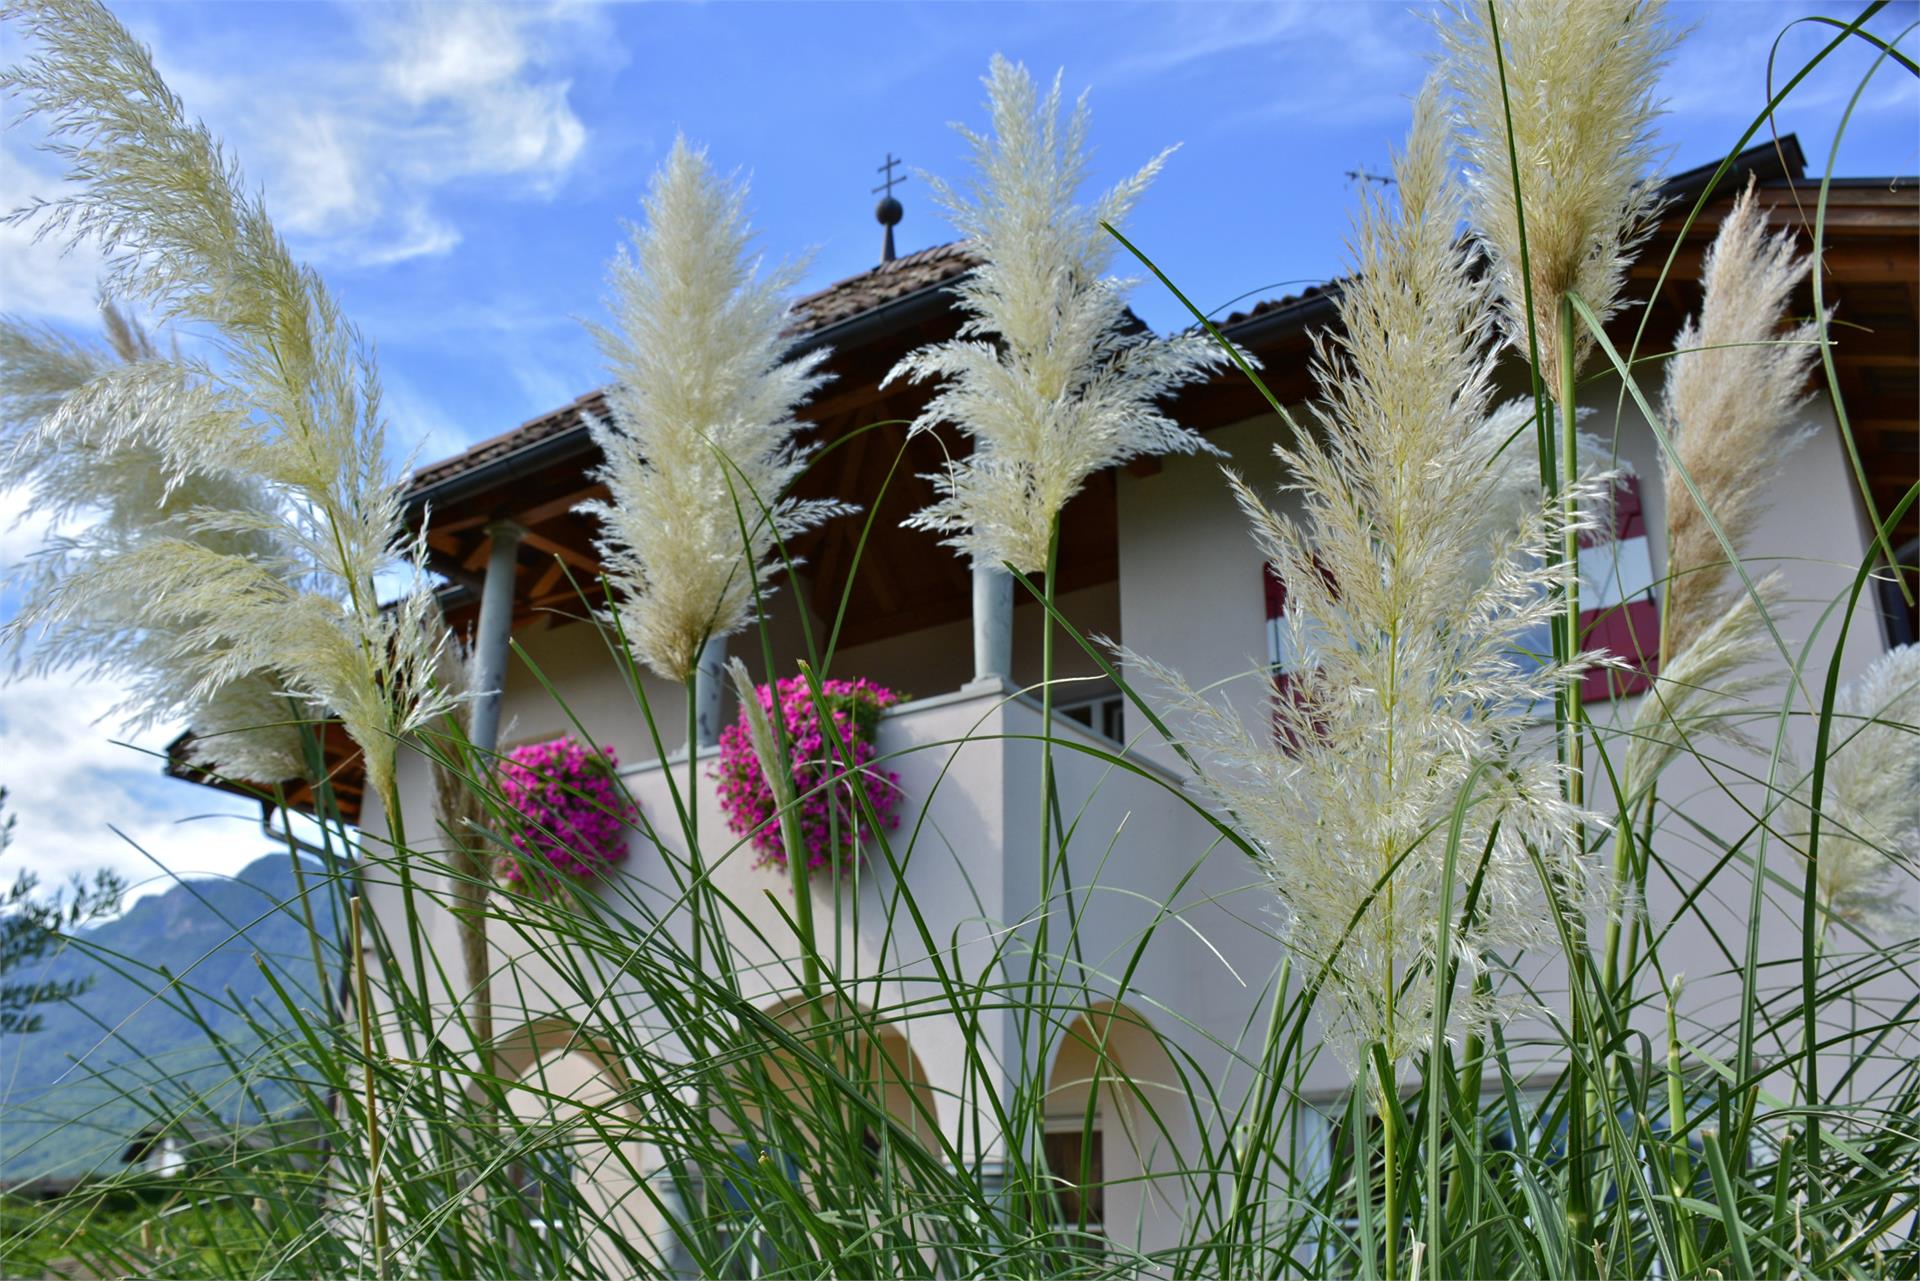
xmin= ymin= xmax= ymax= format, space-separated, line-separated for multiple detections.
xmin=363 ymin=360 xmax=1906 ymax=1258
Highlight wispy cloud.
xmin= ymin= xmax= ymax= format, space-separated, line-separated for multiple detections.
xmin=1098 ymin=0 xmax=1432 ymax=124
xmin=178 ymin=2 xmax=603 ymax=267
xmin=0 ymin=664 xmax=269 ymax=904
xmin=0 ymin=147 xmax=109 ymax=324
xmin=3 ymin=1 xmax=613 ymax=290
xmin=1663 ymin=1 xmax=1920 ymax=124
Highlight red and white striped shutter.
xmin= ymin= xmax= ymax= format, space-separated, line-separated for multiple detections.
xmin=1264 ymin=564 xmax=1294 ymax=683
xmin=1265 ymin=565 xmax=1312 ymax=747
xmin=1577 ymin=474 xmax=1661 ymax=700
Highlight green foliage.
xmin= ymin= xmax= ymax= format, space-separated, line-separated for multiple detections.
xmin=1 ymin=2 xmax=1916 ymax=1279
xmin=0 ymin=785 xmax=123 ymax=1037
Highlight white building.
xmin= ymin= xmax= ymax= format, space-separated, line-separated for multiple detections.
xmin=193 ymin=137 xmax=1914 ymax=1263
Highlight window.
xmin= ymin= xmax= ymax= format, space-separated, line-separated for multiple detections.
xmin=1576 ymin=473 xmax=1660 ymax=701
xmin=1264 ymin=475 xmax=1662 ymax=719
xmin=507 ymin=1145 xmax=580 ymax=1257
xmin=714 ymin=1141 xmax=797 ymax=1279
xmin=1263 ymin=562 xmax=1336 ymax=750
xmin=1042 ymin=1122 xmax=1105 ymax=1235
xmin=1057 ymin=693 xmax=1125 ymax=743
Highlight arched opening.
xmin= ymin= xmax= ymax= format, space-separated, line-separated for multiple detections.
xmin=1042 ymin=1000 xmax=1194 ymax=1255
xmin=721 ymin=996 xmax=940 ymax=1146
xmin=489 ymin=1018 xmax=658 ymax=1275
xmin=706 ymin=997 xmax=942 ymax=1274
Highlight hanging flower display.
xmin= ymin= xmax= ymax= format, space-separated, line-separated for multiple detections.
xmin=496 ymin=736 xmax=638 ymax=889
xmin=715 ymin=675 xmax=903 ymax=871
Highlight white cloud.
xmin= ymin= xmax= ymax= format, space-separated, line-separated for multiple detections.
xmin=374 ymin=3 xmax=589 ymax=188
xmin=2 ymin=1 xmax=608 ymax=300
xmin=1661 ymin=3 xmax=1920 ymax=134
xmin=0 ymin=669 xmax=269 ymax=907
xmin=0 ymin=145 xmax=110 ymax=324
xmin=1100 ymin=1 xmax=1433 ymax=131
xmin=2 ymin=485 xmax=266 ymax=907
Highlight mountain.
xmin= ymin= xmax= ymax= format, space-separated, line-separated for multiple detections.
xmin=0 ymin=851 xmax=342 ymax=1185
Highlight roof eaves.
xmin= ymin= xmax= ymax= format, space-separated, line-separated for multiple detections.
xmin=403 ymin=265 xmax=971 ymax=511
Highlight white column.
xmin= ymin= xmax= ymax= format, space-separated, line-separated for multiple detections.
xmin=968 ymin=563 xmax=1013 ymax=690
xmin=469 ymin=519 xmax=525 ymax=754
xmin=693 ymin=633 xmax=727 ymax=749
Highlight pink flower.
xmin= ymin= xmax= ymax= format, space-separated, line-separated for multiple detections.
xmin=713 ymin=675 xmax=903 ymax=871
xmin=496 ymin=736 xmax=638 ymax=890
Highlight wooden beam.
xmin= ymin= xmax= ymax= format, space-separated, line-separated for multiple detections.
xmin=531 ymin=556 xmax=569 ymax=599
xmin=1831 ymin=351 xmax=1920 ymax=369
xmin=426 ymin=550 xmax=486 ymax=597
xmin=513 ymin=482 xmax=612 ymax=530
xmin=519 ymin=529 xmax=599 ymax=572
xmin=428 ymin=512 xmax=490 ymax=536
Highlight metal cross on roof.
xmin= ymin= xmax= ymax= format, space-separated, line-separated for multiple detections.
xmin=873 ymin=152 xmax=907 ymax=263
xmin=872 ymin=152 xmax=907 ymax=200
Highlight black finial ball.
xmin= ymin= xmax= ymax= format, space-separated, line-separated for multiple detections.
xmin=875 ymin=195 xmax=904 ymax=227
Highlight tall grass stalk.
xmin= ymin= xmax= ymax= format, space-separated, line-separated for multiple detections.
xmin=4 ymin=6 xmax=1919 ymax=1281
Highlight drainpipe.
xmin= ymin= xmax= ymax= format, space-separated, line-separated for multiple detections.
xmin=469 ymin=519 xmax=525 ymax=754
xmin=693 ymin=634 xmax=727 ymax=749
xmin=967 ymin=563 xmax=1013 ymax=690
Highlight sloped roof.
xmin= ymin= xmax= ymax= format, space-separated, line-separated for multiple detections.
xmin=791 ymin=240 xmax=975 ymax=330
xmin=406 ymin=242 xmax=976 ymax=494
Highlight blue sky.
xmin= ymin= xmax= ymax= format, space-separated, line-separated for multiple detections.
xmin=1 ymin=0 xmax=1916 ymax=899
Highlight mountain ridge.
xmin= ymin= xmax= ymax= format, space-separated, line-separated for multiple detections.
xmin=0 ymin=850 xmax=341 ymax=1184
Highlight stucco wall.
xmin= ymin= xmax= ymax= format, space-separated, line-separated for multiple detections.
xmin=1114 ymin=375 xmax=1901 ymax=1102
xmin=361 ymin=365 xmax=1902 ymax=1226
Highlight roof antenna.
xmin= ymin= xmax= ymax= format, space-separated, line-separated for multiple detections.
xmin=1345 ymin=164 xmax=1395 ymax=191
xmin=874 ymin=152 xmax=906 ymax=263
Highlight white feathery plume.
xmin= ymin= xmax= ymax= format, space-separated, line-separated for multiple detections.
xmin=581 ymin=137 xmax=842 ymax=683
xmin=1135 ymin=83 xmax=1603 ymax=1073
xmin=884 ymin=55 xmax=1235 ymax=575
xmin=1 ymin=305 xmax=305 ymax=783
xmin=1462 ymin=396 xmax=1618 ymax=589
xmin=1801 ymin=645 xmax=1920 ymax=933
xmin=186 ymin=673 xmax=308 ymax=783
xmin=1 ymin=0 xmax=449 ymax=803
xmin=1657 ymin=178 xmax=1821 ymax=658
xmin=1442 ymin=0 xmax=1676 ymax=385
xmin=1621 ymin=572 xmax=1784 ymax=798
xmin=1626 ymin=182 xmax=1821 ymax=796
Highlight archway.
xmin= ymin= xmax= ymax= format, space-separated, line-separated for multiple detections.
xmin=724 ymin=995 xmax=941 ymax=1146
xmin=705 ymin=996 xmax=943 ymax=1274
xmin=1042 ymin=1000 xmax=1194 ymax=1255
xmin=488 ymin=1018 xmax=660 ymax=1275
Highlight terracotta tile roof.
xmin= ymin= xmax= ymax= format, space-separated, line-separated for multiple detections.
xmin=405 ymin=242 xmax=976 ymax=497
xmin=790 ymin=240 xmax=975 ymax=330
xmin=408 ymin=389 xmax=610 ymax=492
xmin=1217 ymin=281 xmax=1341 ymax=330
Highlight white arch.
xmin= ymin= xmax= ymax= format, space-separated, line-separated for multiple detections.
xmin=1042 ymin=999 xmax=1196 ymax=1256
xmin=489 ymin=1017 xmax=661 ymax=1275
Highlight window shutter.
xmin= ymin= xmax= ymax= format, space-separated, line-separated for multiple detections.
xmin=1265 ymin=564 xmax=1317 ymax=748
xmin=1577 ymin=473 xmax=1661 ymax=701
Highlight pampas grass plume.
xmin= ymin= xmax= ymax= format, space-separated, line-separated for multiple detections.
xmin=1138 ymin=82 xmax=1600 ymax=1072
xmin=1 ymin=0 xmax=450 ymax=802
xmin=582 ymin=137 xmax=844 ymax=683
xmin=1808 ymin=644 xmax=1920 ymax=932
xmin=1443 ymin=0 xmax=1675 ymax=384
xmin=1658 ymin=179 xmax=1821 ymax=657
xmin=885 ymin=54 xmax=1234 ymax=574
